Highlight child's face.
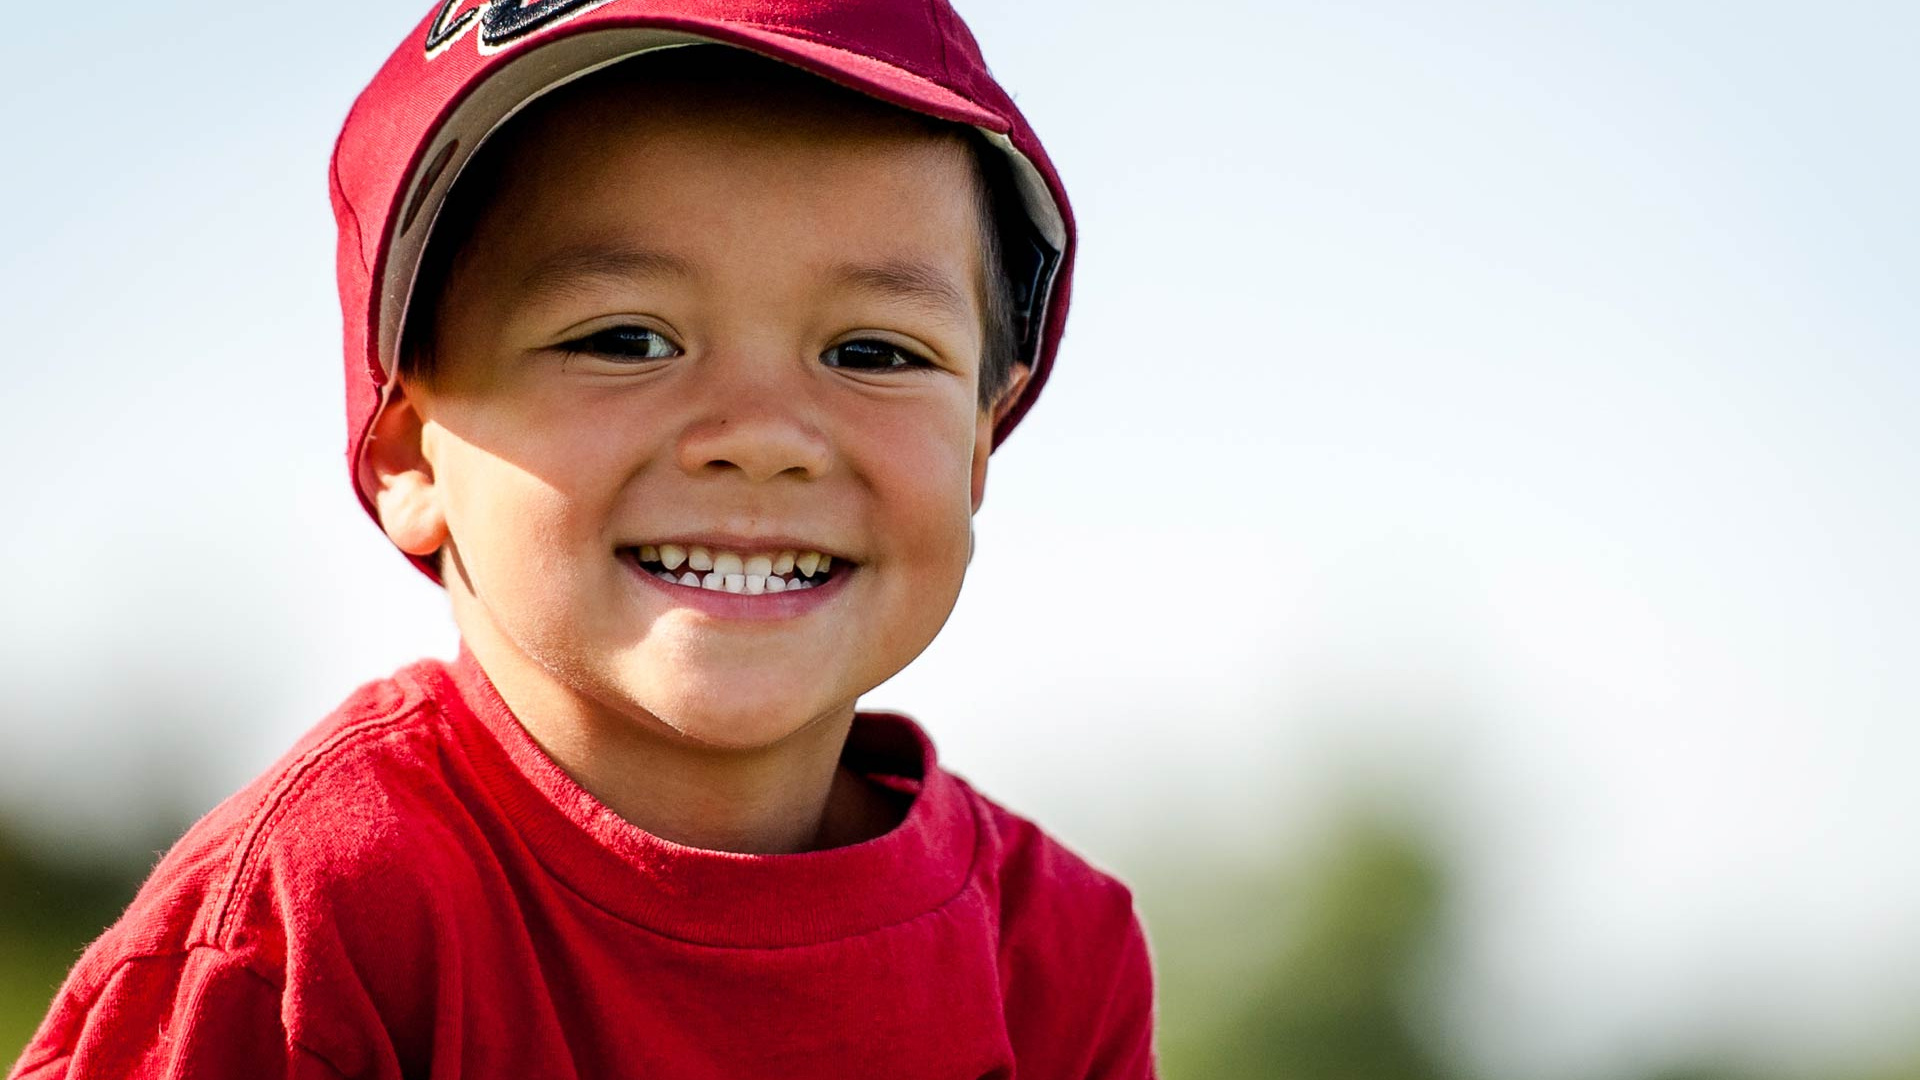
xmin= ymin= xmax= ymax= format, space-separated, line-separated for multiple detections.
xmin=376 ymin=80 xmax=1020 ymax=749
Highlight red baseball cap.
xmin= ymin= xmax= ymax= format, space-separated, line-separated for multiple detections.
xmin=331 ymin=0 xmax=1075 ymax=581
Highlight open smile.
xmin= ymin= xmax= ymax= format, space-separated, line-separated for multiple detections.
xmin=619 ymin=542 xmax=855 ymax=619
xmin=625 ymin=542 xmax=847 ymax=595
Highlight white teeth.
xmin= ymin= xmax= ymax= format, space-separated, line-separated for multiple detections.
xmin=654 ymin=545 xmax=832 ymax=593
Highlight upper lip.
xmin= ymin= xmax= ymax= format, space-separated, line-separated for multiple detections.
xmin=617 ymin=534 xmax=857 ymax=563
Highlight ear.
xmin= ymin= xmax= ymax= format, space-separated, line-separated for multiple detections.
xmin=364 ymin=382 xmax=449 ymax=557
xmin=971 ymin=363 xmax=1033 ymax=514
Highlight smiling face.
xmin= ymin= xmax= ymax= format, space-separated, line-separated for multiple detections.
xmin=368 ymin=60 xmax=1025 ymax=753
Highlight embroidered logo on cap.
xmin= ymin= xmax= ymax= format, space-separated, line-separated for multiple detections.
xmin=426 ymin=0 xmax=617 ymax=57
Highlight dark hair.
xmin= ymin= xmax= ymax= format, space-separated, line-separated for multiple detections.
xmin=398 ymin=48 xmax=1024 ymax=409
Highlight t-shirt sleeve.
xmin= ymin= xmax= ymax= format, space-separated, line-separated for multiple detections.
xmin=10 ymin=946 xmax=347 ymax=1080
xmin=1084 ymin=903 xmax=1159 ymax=1079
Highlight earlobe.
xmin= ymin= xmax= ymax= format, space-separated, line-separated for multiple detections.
xmin=365 ymin=383 xmax=449 ymax=557
xmin=971 ymin=363 xmax=1033 ymax=513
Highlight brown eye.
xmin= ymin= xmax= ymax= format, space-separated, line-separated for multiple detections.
xmin=562 ymin=326 xmax=680 ymax=362
xmin=822 ymin=339 xmax=929 ymax=371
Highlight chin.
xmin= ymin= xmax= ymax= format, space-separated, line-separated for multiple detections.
xmin=623 ymin=673 xmax=853 ymax=752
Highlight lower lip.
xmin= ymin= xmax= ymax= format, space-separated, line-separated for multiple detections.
xmin=621 ymin=552 xmax=853 ymax=620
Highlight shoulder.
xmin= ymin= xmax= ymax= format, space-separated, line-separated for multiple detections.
xmin=18 ymin=660 xmax=463 ymax=1076
xmin=71 ymin=659 xmax=462 ymax=969
xmin=946 ymin=772 xmax=1149 ymax=975
xmin=945 ymin=773 xmax=1159 ymax=1075
xmin=950 ymin=772 xmax=1140 ymax=936
xmin=213 ymin=660 xmax=471 ymax=935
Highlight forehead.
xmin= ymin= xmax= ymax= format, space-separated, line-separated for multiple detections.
xmin=452 ymin=59 xmax=986 ymax=284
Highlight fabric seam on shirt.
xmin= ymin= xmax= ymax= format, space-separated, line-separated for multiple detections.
xmin=227 ymin=955 xmax=356 ymax=1078
xmin=13 ymin=944 xmax=349 ymax=1077
xmin=13 ymin=948 xmax=200 ymax=1073
xmin=206 ymin=695 xmax=427 ymax=946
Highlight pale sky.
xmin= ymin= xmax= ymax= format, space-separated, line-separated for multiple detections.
xmin=3 ymin=3 xmax=1917 ymax=1078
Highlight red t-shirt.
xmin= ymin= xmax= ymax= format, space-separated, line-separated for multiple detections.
xmin=10 ymin=650 xmax=1156 ymax=1079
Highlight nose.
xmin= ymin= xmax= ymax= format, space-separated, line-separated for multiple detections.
xmin=673 ymin=357 xmax=833 ymax=483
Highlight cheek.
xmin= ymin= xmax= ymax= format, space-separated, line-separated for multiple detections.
xmin=448 ymin=383 xmax=640 ymax=492
xmin=434 ymin=431 xmax=616 ymax=608
xmin=861 ymin=405 xmax=980 ymax=565
xmin=437 ymin=385 xmax=651 ymax=535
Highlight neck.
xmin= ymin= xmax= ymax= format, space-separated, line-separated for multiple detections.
xmin=456 ymin=627 xmax=893 ymax=856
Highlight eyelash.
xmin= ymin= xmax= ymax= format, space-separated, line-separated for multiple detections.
xmin=558 ymin=326 xmax=680 ymax=363
xmin=559 ymin=326 xmax=933 ymax=372
xmin=821 ymin=339 xmax=934 ymax=372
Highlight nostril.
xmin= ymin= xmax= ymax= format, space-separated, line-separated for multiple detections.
xmin=676 ymin=415 xmax=833 ymax=481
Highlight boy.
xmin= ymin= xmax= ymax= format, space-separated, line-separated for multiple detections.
xmin=10 ymin=1 xmax=1155 ymax=1076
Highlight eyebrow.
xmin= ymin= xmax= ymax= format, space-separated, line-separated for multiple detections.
xmin=512 ymin=244 xmax=974 ymax=324
xmin=515 ymin=243 xmax=696 ymax=304
xmin=830 ymin=259 xmax=976 ymax=324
